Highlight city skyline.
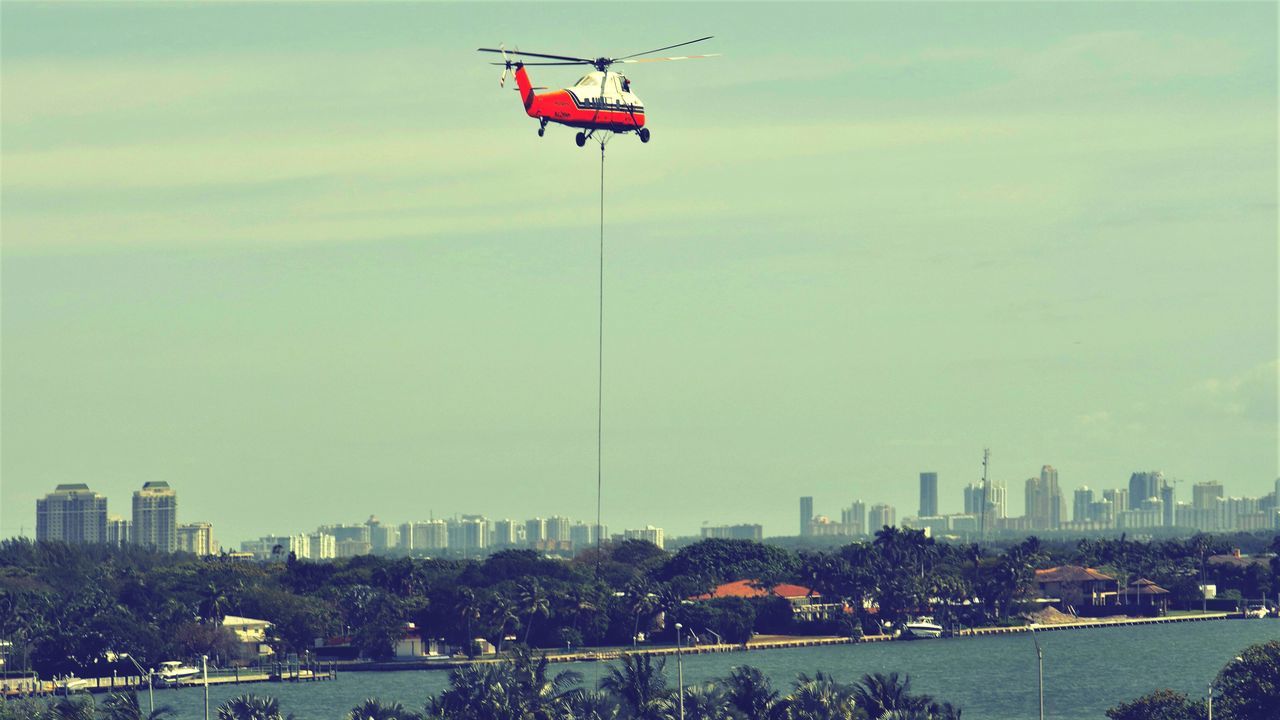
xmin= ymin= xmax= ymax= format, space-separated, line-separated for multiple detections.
xmin=3 ymin=3 xmax=1276 ymax=543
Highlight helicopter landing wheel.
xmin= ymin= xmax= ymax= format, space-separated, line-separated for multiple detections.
xmin=638 ymin=128 xmax=651 ymax=143
xmin=575 ymin=132 xmax=587 ymax=147
xmin=537 ymin=127 xmax=545 ymax=137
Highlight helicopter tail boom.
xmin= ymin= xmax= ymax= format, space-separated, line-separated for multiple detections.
xmin=513 ymin=64 xmax=539 ymax=116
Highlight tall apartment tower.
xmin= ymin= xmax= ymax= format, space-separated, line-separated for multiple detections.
xmin=176 ymin=522 xmax=216 ymax=555
xmin=1160 ymin=483 xmax=1176 ymax=527
xmin=841 ymin=500 xmax=867 ymax=536
xmin=919 ymin=473 xmax=939 ymax=517
xmin=132 ymin=481 xmax=178 ymax=552
xmin=107 ymin=516 xmax=132 ymax=546
xmin=868 ymin=503 xmax=896 ymax=530
xmin=1073 ymin=487 xmax=1094 ymax=523
xmin=1103 ymin=488 xmax=1129 ymax=515
xmin=525 ymin=518 xmax=547 ymax=546
xmin=1193 ymin=482 xmax=1224 ymax=510
xmin=37 ymin=484 xmax=108 ymax=544
xmin=1129 ymin=471 xmax=1162 ymax=504
xmin=799 ymin=496 xmax=814 ymax=536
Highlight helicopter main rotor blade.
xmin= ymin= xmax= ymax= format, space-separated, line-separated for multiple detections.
xmin=612 ymin=36 xmax=713 ymax=61
xmin=617 ymin=53 xmax=720 ymax=64
xmin=489 ymin=61 xmax=592 ymax=66
xmin=477 ymin=47 xmax=594 ymax=64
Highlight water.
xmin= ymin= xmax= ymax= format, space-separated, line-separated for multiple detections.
xmin=130 ymin=619 xmax=1280 ymax=719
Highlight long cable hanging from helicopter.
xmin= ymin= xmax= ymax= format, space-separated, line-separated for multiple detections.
xmin=479 ymin=37 xmax=719 ymax=566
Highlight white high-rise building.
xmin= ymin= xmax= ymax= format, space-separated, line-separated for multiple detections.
xmin=177 ymin=522 xmax=216 ymax=555
xmin=132 ymin=482 xmax=178 ymax=553
xmin=37 ymin=484 xmax=108 ymax=545
xmin=623 ymin=526 xmax=664 ymax=549
xmin=307 ymin=532 xmax=337 ymax=559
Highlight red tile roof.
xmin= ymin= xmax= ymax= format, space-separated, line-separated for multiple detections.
xmin=1035 ymin=566 xmax=1116 ymax=583
xmin=697 ymin=580 xmax=819 ymax=600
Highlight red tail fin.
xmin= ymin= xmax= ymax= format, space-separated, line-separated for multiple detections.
xmin=514 ymin=64 xmax=539 ymax=117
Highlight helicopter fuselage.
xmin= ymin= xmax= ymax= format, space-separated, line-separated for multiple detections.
xmin=515 ymin=66 xmax=645 ymax=132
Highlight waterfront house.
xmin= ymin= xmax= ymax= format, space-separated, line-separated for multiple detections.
xmin=696 ymin=580 xmax=845 ymax=622
xmin=1034 ymin=566 xmax=1119 ymax=610
xmin=1122 ymin=578 xmax=1171 ymax=614
xmin=221 ymin=615 xmax=274 ymax=658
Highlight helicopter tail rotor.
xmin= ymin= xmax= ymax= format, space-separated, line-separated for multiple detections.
xmin=498 ymin=44 xmax=513 ymax=87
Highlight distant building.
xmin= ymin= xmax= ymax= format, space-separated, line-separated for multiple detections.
xmin=701 ymin=524 xmax=764 ymax=541
xmin=307 ymin=532 xmax=336 ymax=559
xmin=525 ymin=518 xmax=547 ymax=546
xmin=918 ymin=473 xmax=938 ymax=518
xmin=1129 ymin=471 xmax=1162 ymax=507
xmin=1035 ymin=566 xmax=1118 ymax=609
xmin=242 ymin=535 xmax=308 ymax=561
xmin=404 ymin=520 xmax=447 ymax=551
xmin=546 ymin=516 xmax=572 ymax=543
xmin=868 ymin=503 xmax=895 ymax=531
xmin=37 ymin=484 xmax=108 ymax=545
xmin=1025 ymin=467 xmax=1062 ymax=530
xmin=107 ymin=515 xmax=132 ymax=547
xmin=1073 ymin=487 xmax=1094 ymax=523
xmin=492 ymin=519 xmax=519 ymax=547
xmin=1193 ymin=482 xmax=1224 ymax=510
xmin=696 ymin=580 xmax=843 ymax=622
xmin=132 ymin=481 xmax=178 ymax=552
xmin=177 ymin=522 xmax=215 ymax=556
xmin=799 ymin=497 xmax=814 ymax=536
xmin=320 ymin=524 xmax=370 ymax=545
xmin=623 ymin=526 xmax=664 ymax=549
xmin=221 ymin=616 xmax=273 ymax=659
xmin=841 ymin=501 xmax=867 ymax=536
xmin=1103 ymin=488 xmax=1129 ymax=515
xmin=337 ymin=539 xmax=372 ymax=558
xmin=1160 ymin=484 xmax=1176 ymax=527
xmin=368 ymin=517 xmax=399 ymax=554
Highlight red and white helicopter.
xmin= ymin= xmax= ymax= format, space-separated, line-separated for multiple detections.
xmin=478 ymin=37 xmax=717 ymax=146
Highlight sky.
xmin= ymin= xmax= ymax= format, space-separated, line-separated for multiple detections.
xmin=2 ymin=2 xmax=1276 ymax=545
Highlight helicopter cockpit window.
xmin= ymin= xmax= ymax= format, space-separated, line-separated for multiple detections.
xmin=575 ymin=75 xmax=599 ymax=87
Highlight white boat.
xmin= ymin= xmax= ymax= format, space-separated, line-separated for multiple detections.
xmin=54 ymin=676 xmax=90 ymax=692
xmin=155 ymin=661 xmax=200 ymax=684
xmin=903 ymin=617 xmax=944 ymax=639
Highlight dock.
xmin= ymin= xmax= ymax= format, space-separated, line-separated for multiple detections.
xmin=0 ymin=663 xmax=336 ymax=698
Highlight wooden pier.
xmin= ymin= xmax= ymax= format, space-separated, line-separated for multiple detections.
xmin=1 ymin=663 xmax=336 ymax=698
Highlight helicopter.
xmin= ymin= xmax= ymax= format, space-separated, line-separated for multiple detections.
xmin=478 ymin=37 xmax=717 ymax=147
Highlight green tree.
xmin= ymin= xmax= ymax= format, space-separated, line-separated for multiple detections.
xmin=102 ymin=691 xmax=174 ymax=720
xmin=1212 ymin=640 xmax=1280 ymax=720
xmin=517 ymin=580 xmax=551 ymax=645
xmin=347 ymin=699 xmax=423 ymax=720
xmin=1105 ymin=689 xmax=1206 ymax=720
xmin=725 ymin=665 xmax=779 ymax=718
xmin=216 ymin=695 xmax=290 ymax=720
xmin=600 ymin=653 xmax=670 ymax=720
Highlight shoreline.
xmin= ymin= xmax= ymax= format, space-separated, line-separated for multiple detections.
xmin=337 ymin=611 xmax=1243 ymax=672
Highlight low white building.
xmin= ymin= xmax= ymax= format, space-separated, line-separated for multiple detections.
xmin=222 ymin=615 xmax=273 ymax=658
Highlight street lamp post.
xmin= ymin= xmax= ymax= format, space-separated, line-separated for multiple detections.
xmin=1030 ymin=626 xmax=1044 ymax=720
xmin=121 ymin=654 xmax=153 ymax=716
xmin=674 ymin=622 xmax=685 ymax=720
xmin=202 ymin=655 xmax=209 ymax=720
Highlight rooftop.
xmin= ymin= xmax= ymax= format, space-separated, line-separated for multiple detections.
xmin=1035 ymin=565 xmax=1116 ymax=583
xmin=697 ymin=580 xmax=819 ymax=600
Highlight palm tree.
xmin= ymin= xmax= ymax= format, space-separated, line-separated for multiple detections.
xmin=518 ymin=580 xmax=551 ymax=645
xmin=427 ymin=664 xmax=517 ymax=720
xmin=347 ymin=698 xmax=423 ymax=720
xmin=487 ymin=593 xmax=518 ymax=653
xmin=775 ymin=672 xmax=858 ymax=720
xmin=624 ymin=580 xmax=657 ymax=647
xmin=563 ymin=690 xmax=622 ymax=720
xmin=198 ymin=582 xmax=229 ymax=624
xmin=725 ymin=665 xmax=779 ymax=718
xmin=455 ymin=588 xmax=482 ymax=656
xmin=852 ymin=673 xmax=931 ymax=719
xmin=103 ymin=691 xmax=174 ymax=720
xmin=680 ymin=682 xmax=736 ymax=720
xmin=216 ymin=694 xmax=288 ymax=720
xmin=600 ymin=653 xmax=669 ymax=720
xmin=507 ymin=646 xmax=582 ymax=720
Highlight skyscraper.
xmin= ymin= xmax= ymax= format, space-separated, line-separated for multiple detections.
xmin=525 ymin=518 xmax=547 ymax=546
xmin=132 ymin=481 xmax=177 ymax=552
xmin=919 ymin=473 xmax=938 ymax=517
xmin=1104 ymin=488 xmax=1129 ymax=515
xmin=1193 ymin=482 xmax=1224 ymax=510
xmin=841 ymin=500 xmax=867 ymax=536
xmin=177 ymin=522 xmax=216 ymax=555
xmin=868 ymin=503 xmax=896 ymax=530
xmin=1025 ymin=468 xmax=1063 ymax=530
xmin=800 ymin=496 xmax=814 ymax=536
xmin=1129 ymin=471 xmax=1162 ymax=504
xmin=1073 ymin=486 xmax=1094 ymax=523
xmin=1160 ymin=483 xmax=1175 ymax=527
xmin=107 ymin=515 xmax=131 ymax=546
xmin=37 ymin=484 xmax=108 ymax=544
xmin=546 ymin=516 xmax=572 ymax=543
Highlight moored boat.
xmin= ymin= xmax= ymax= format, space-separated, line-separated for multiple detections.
xmin=155 ymin=661 xmax=200 ymax=685
xmin=903 ymin=617 xmax=944 ymax=639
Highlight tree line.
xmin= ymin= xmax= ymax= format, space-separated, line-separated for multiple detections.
xmin=1 ymin=530 xmax=1277 ymax=675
